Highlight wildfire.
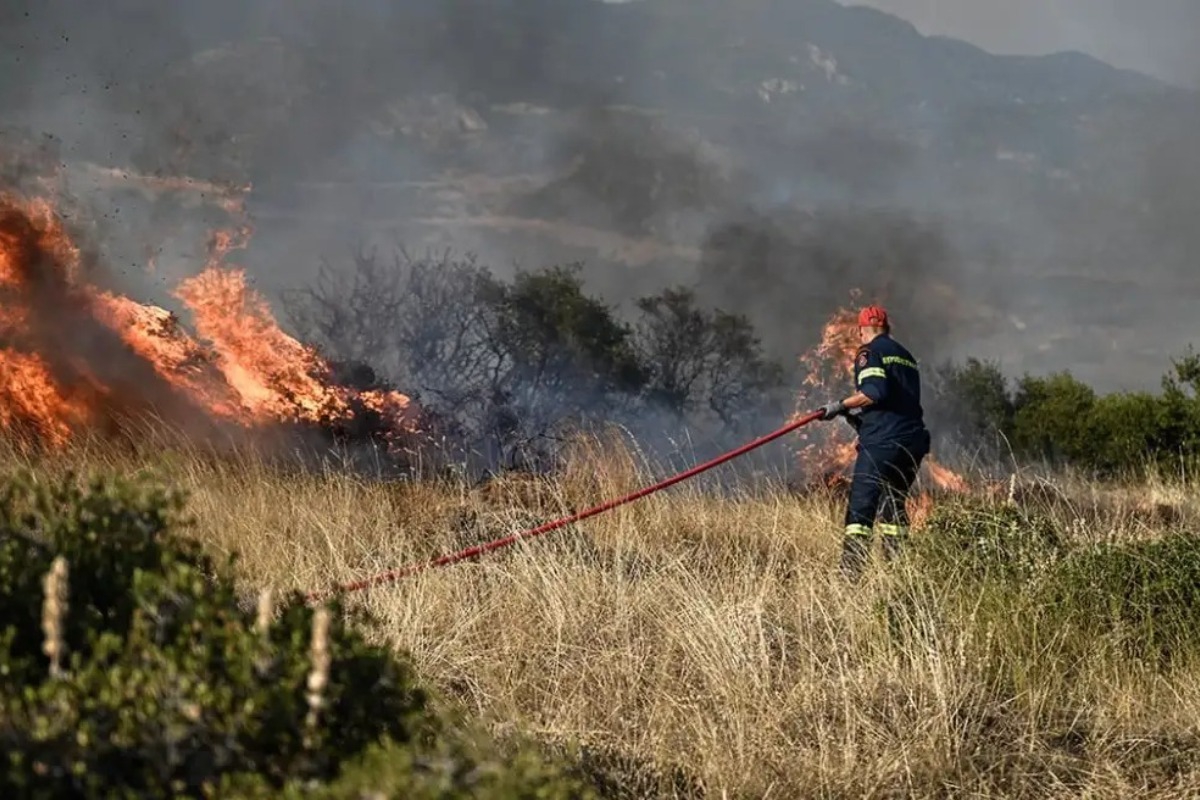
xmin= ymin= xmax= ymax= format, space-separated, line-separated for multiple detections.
xmin=792 ymin=297 xmax=861 ymax=479
xmin=0 ymin=188 xmax=418 ymax=451
xmin=792 ymin=293 xmax=969 ymax=526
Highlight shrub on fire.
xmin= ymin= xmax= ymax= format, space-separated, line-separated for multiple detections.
xmin=0 ymin=472 xmax=590 ymax=798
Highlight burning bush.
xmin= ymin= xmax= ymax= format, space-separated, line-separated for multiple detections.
xmin=785 ymin=294 xmax=971 ymax=516
xmin=0 ymin=190 xmax=421 ymax=460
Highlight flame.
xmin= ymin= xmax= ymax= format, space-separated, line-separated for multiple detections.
xmin=924 ymin=456 xmax=967 ymax=493
xmin=792 ymin=296 xmax=862 ymax=478
xmin=907 ymin=491 xmax=935 ymax=530
xmin=0 ymin=186 xmax=417 ymax=451
xmin=0 ymin=350 xmax=94 ymax=447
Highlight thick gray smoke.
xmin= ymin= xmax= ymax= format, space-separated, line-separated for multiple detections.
xmin=2 ymin=0 xmax=1198 ymax=400
xmin=693 ymin=207 xmax=961 ymax=363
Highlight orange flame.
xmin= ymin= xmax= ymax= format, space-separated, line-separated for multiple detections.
xmin=0 ymin=350 xmax=94 ymax=447
xmin=925 ymin=456 xmax=967 ymax=493
xmin=792 ymin=295 xmax=862 ymax=478
xmin=907 ymin=491 xmax=935 ymax=530
xmin=0 ymin=186 xmax=417 ymax=451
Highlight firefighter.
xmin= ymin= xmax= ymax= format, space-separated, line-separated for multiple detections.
xmin=817 ymin=305 xmax=930 ymax=580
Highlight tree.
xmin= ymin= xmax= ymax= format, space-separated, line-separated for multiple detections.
xmin=284 ymin=247 xmax=505 ymax=433
xmin=1011 ymin=372 xmax=1096 ymax=466
xmin=1160 ymin=347 xmax=1200 ymax=461
xmin=488 ymin=264 xmax=648 ymax=427
xmin=634 ymin=287 xmax=784 ymax=427
xmin=927 ymin=358 xmax=1014 ymax=455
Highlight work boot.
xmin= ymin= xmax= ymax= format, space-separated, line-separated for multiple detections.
xmin=839 ymin=536 xmax=870 ymax=582
xmin=882 ymin=535 xmax=905 ymax=563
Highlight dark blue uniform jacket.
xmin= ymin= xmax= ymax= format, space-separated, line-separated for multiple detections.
xmin=851 ymin=334 xmax=928 ymax=449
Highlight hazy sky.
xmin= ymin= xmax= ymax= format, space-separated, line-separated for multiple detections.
xmin=841 ymin=0 xmax=1200 ymax=86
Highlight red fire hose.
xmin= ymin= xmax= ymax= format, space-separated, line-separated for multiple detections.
xmin=305 ymin=410 xmax=824 ymax=603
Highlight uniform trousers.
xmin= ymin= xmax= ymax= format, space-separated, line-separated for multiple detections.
xmin=841 ymin=430 xmax=930 ymax=576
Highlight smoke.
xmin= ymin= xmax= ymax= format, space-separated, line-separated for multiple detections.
xmin=511 ymin=107 xmax=738 ymax=242
xmin=2 ymin=0 xmax=1198 ymax=407
xmin=692 ymin=206 xmax=992 ymax=366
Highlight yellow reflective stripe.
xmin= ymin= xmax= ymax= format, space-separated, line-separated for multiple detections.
xmin=877 ymin=523 xmax=909 ymax=538
xmin=844 ymin=524 xmax=872 ymax=537
xmin=858 ymin=368 xmax=886 ymax=384
xmin=882 ymin=356 xmax=919 ymax=370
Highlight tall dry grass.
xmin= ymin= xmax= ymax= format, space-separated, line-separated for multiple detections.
xmin=7 ymin=430 xmax=1200 ymax=798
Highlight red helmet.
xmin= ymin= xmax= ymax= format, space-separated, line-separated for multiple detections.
xmin=857 ymin=305 xmax=889 ymax=328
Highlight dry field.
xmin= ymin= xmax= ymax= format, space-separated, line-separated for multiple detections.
xmin=9 ymin=432 xmax=1200 ymax=799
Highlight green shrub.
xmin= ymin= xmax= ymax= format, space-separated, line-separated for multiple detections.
xmin=878 ymin=501 xmax=1064 ymax=658
xmin=913 ymin=499 xmax=1065 ymax=583
xmin=0 ymin=471 xmax=589 ymax=798
xmin=1010 ymin=373 xmax=1097 ymax=466
xmin=1045 ymin=532 xmax=1200 ymax=666
xmin=218 ymin=736 xmax=596 ymax=799
xmin=926 ymin=351 xmax=1200 ymax=476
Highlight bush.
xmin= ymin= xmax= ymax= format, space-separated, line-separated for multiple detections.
xmin=284 ymin=249 xmax=788 ymax=473
xmin=219 ymin=736 xmax=597 ymax=799
xmin=1046 ymin=533 xmax=1200 ymax=666
xmin=0 ymin=471 xmax=589 ymax=798
xmin=913 ymin=499 xmax=1065 ymax=583
xmin=929 ymin=358 xmax=1014 ymax=453
xmin=1010 ymin=372 xmax=1097 ymax=465
xmin=931 ymin=352 xmax=1200 ymax=476
xmin=635 ymin=286 xmax=784 ymax=429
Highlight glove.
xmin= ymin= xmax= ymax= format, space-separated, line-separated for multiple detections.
xmin=818 ymin=400 xmax=847 ymax=420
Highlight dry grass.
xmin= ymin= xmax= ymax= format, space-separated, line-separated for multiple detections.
xmin=8 ymin=432 xmax=1200 ymax=798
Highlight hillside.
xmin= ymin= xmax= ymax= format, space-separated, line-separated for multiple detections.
xmin=1 ymin=0 xmax=1197 ymax=388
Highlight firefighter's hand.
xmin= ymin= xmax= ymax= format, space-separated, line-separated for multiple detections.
xmin=818 ymin=400 xmax=847 ymax=420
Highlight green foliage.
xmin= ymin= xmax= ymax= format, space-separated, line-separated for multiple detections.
xmin=218 ymin=736 xmax=596 ymax=799
xmin=635 ymin=286 xmax=784 ymax=426
xmin=1046 ymin=533 xmax=1200 ymax=665
xmin=914 ymin=499 xmax=1065 ymax=583
xmin=934 ymin=351 xmax=1200 ymax=475
xmin=905 ymin=499 xmax=1200 ymax=669
xmin=1160 ymin=348 xmax=1200 ymax=457
xmin=492 ymin=264 xmax=648 ymax=398
xmin=1084 ymin=391 xmax=1173 ymax=474
xmin=1010 ymin=372 xmax=1097 ymax=464
xmin=0 ymin=471 xmax=588 ymax=798
xmin=1169 ymin=348 xmax=1200 ymax=395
